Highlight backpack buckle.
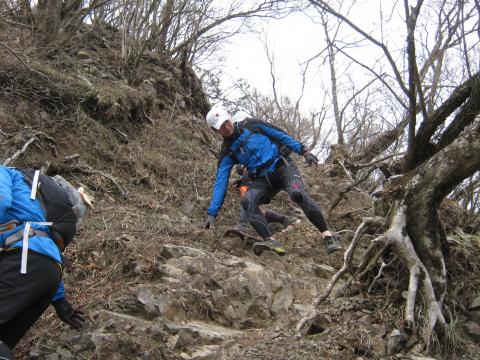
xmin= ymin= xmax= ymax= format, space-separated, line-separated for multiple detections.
xmin=0 ymin=220 xmax=19 ymax=234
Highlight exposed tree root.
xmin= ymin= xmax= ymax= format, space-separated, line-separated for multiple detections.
xmin=356 ymin=241 xmax=389 ymax=279
xmin=296 ymin=216 xmax=384 ymax=335
xmin=368 ymin=255 xmax=398 ymax=292
xmin=386 ymin=206 xmax=446 ymax=347
xmin=297 ymin=206 xmax=446 ymax=348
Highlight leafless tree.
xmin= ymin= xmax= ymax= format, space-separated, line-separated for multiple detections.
xmin=296 ymin=0 xmax=480 ymax=351
xmin=114 ymin=0 xmax=297 ymax=81
xmin=260 ymin=37 xmax=329 ymax=153
xmin=1 ymin=0 xmax=296 ymax=82
xmin=298 ymin=5 xmax=399 ymax=162
xmin=0 ymin=0 xmax=110 ymax=43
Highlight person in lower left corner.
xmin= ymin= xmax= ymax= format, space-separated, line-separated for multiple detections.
xmin=0 ymin=165 xmax=93 ymax=353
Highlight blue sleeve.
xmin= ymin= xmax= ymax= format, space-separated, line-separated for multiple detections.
xmin=52 ymin=280 xmax=65 ymax=302
xmin=0 ymin=166 xmax=13 ymax=217
xmin=207 ymin=155 xmax=235 ymax=216
xmin=254 ymin=122 xmax=305 ymax=154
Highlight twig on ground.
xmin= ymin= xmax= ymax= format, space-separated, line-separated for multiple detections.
xmin=0 ymin=41 xmax=33 ymax=71
xmin=65 ymin=154 xmax=80 ymax=162
xmin=0 ymin=42 xmax=57 ymax=85
xmin=112 ymin=127 xmax=129 ymax=143
xmin=74 ymin=163 xmax=126 ymax=196
xmin=143 ymin=112 xmax=155 ymax=125
xmin=1 ymin=17 xmax=31 ymax=29
xmin=329 ymin=167 xmax=377 ymax=215
xmin=2 ymin=131 xmax=56 ymax=166
xmin=3 ymin=136 xmax=37 ymax=165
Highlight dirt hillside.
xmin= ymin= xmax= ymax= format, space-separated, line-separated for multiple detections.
xmin=1 ymin=26 xmax=479 ymax=360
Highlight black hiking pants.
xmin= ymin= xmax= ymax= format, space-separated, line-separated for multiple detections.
xmin=241 ymin=158 xmax=328 ymax=239
xmin=0 ymin=250 xmax=62 ymax=348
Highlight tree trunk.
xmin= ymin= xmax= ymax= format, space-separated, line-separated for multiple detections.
xmin=300 ymin=115 xmax=480 ymax=346
xmin=36 ymin=0 xmax=62 ymax=43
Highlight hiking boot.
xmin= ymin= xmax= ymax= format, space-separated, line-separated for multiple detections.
xmin=252 ymin=237 xmax=286 ymax=256
xmin=281 ymin=216 xmax=299 ymax=231
xmin=324 ymin=235 xmax=342 ymax=254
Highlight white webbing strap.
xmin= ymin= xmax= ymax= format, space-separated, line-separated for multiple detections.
xmin=20 ymin=221 xmax=53 ymax=274
xmin=30 ymin=170 xmax=40 ymax=200
xmin=22 ymin=170 xmax=47 ymax=274
xmin=20 ymin=222 xmax=31 ymax=274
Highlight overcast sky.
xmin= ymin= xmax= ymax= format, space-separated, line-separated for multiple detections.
xmin=221 ymin=11 xmax=325 ymax=110
xmin=214 ymin=1 xmax=402 ymax=113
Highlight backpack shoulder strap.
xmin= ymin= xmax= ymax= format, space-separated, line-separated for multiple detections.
xmin=240 ymin=118 xmax=260 ymax=133
xmin=218 ymin=143 xmax=236 ymax=166
xmin=17 ymin=168 xmax=47 ymax=207
xmin=219 ymin=120 xmax=250 ymax=166
xmin=241 ymin=118 xmax=293 ymax=156
xmin=17 ymin=168 xmax=35 ymax=184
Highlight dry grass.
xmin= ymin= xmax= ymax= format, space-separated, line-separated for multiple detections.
xmin=2 ymin=25 xmax=480 ymax=359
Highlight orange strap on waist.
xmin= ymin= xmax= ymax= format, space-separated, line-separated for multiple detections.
xmin=239 ymin=185 xmax=249 ymax=198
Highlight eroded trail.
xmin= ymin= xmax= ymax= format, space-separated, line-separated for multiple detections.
xmin=24 ymin=205 xmax=351 ymax=359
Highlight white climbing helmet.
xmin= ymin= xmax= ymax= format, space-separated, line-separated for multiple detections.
xmin=206 ymin=106 xmax=230 ymax=130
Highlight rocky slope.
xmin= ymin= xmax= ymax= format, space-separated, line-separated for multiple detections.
xmin=1 ymin=27 xmax=479 ymax=360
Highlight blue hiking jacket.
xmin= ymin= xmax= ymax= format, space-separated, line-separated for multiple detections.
xmin=0 ymin=166 xmax=65 ymax=301
xmin=207 ymin=119 xmax=305 ymax=216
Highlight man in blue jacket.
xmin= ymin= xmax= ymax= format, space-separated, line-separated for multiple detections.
xmin=204 ymin=107 xmax=341 ymax=256
xmin=0 ymin=165 xmax=92 ymax=351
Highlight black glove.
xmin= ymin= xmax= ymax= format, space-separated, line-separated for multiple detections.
xmin=53 ymin=298 xmax=85 ymax=330
xmin=205 ymin=214 xmax=216 ymax=229
xmin=304 ymin=152 xmax=319 ymax=166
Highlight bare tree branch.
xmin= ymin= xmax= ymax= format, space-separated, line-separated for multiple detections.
xmin=308 ymin=0 xmax=409 ymax=96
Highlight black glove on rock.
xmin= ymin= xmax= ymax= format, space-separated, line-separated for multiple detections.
xmin=304 ymin=152 xmax=319 ymax=166
xmin=205 ymin=214 xmax=216 ymax=229
xmin=53 ymin=298 xmax=85 ymax=330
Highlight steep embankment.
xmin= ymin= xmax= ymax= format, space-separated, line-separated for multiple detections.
xmin=1 ymin=30 xmax=479 ymax=360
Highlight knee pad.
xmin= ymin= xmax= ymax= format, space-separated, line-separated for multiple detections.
xmin=290 ymin=190 xmax=304 ymax=203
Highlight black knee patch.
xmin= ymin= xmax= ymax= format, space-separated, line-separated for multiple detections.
xmin=291 ymin=190 xmax=304 ymax=203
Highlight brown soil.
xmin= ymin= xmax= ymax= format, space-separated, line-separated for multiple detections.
xmin=1 ymin=25 xmax=479 ymax=360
